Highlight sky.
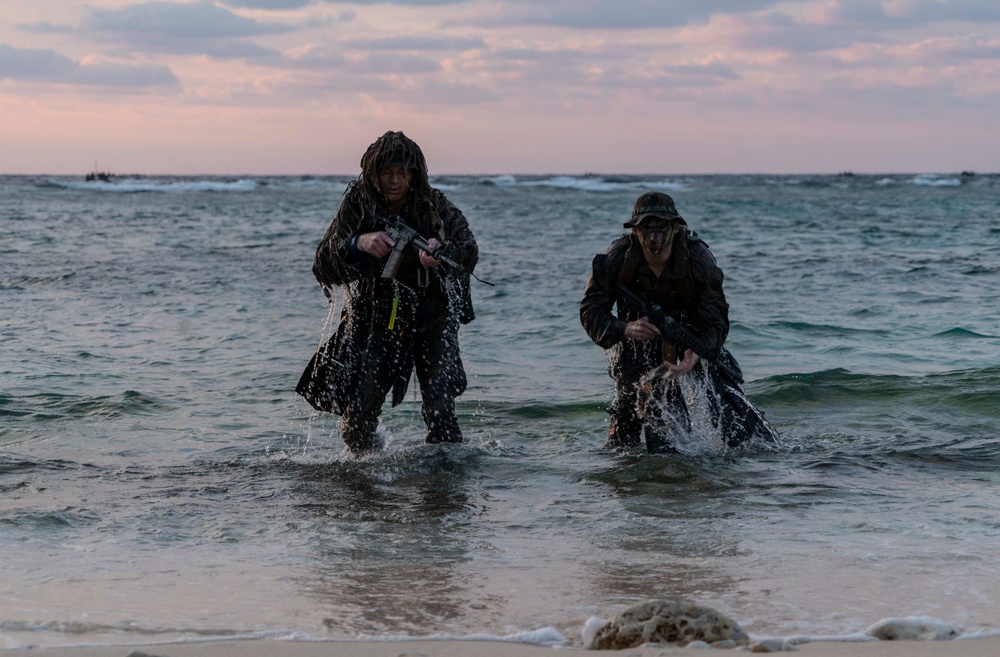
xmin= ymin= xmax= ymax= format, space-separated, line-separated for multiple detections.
xmin=1 ymin=0 xmax=999 ymax=175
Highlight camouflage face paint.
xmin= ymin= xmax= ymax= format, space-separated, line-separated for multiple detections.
xmin=637 ymin=221 xmax=674 ymax=255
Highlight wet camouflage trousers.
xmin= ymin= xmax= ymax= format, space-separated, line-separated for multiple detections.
xmin=338 ymin=293 xmax=467 ymax=452
xmin=605 ymin=341 xmax=692 ymax=454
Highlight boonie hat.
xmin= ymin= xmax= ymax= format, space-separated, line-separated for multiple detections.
xmin=624 ymin=191 xmax=683 ymax=228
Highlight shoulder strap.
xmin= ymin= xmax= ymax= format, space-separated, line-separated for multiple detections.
xmin=615 ymin=236 xmax=642 ymax=286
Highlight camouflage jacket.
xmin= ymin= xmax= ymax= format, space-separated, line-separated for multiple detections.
xmin=311 ymin=186 xmax=479 ymax=323
xmin=580 ymin=230 xmax=729 ymax=362
xmin=313 ymin=187 xmax=477 ymax=286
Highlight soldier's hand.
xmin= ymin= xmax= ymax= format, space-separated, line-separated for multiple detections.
xmin=625 ymin=318 xmax=660 ymax=342
xmin=358 ymin=231 xmax=395 ymax=258
xmin=665 ymin=348 xmax=700 ymax=376
xmin=419 ymin=238 xmax=442 ymax=267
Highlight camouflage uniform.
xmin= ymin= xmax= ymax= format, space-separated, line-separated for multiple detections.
xmin=296 ymin=132 xmax=478 ymax=452
xmin=580 ymin=194 xmax=729 ymax=452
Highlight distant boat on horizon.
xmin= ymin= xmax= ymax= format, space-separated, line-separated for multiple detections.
xmin=84 ymin=171 xmax=146 ymax=182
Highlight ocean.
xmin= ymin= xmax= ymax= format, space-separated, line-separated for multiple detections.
xmin=1 ymin=172 xmax=998 ymax=649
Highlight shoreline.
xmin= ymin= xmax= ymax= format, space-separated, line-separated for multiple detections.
xmin=6 ymin=636 xmax=1000 ymax=657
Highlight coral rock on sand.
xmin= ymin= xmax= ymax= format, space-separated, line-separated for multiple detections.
xmin=589 ymin=600 xmax=749 ymax=649
xmin=865 ymin=616 xmax=960 ymax=641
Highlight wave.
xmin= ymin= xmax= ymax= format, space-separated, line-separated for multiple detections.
xmin=755 ymin=173 xmax=985 ymax=190
xmin=772 ymin=321 xmax=891 ymax=338
xmin=0 ymin=272 xmax=76 ymax=290
xmin=39 ymin=176 xmax=356 ymax=194
xmin=739 ymin=365 xmax=1000 ymax=473
xmin=33 ymin=173 xmax=988 ymax=196
xmin=933 ymin=327 xmax=996 ymax=339
xmin=453 ymin=174 xmax=688 ymax=193
xmin=758 ymin=364 xmax=1000 ymax=396
xmin=0 ymin=618 xmax=253 ymax=638
xmin=754 ymin=366 xmax=1000 ymax=427
xmin=0 ymin=507 xmax=101 ymax=532
xmin=522 ymin=175 xmax=687 ymax=193
xmin=1 ymin=390 xmax=172 ymax=421
xmin=45 ymin=177 xmax=260 ymax=193
xmin=911 ymin=174 xmax=962 ymax=187
xmin=466 ymin=172 xmax=991 ymax=193
xmin=282 ymin=178 xmax=344 ymax=190
xmin=476 ymin=174 xmax=519 ymax=187
xmin=0 ymin=623 xmax=570 ymax=650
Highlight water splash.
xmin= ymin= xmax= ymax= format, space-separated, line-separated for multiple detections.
xmin=638 ymin=364 xmax=727 ymax=455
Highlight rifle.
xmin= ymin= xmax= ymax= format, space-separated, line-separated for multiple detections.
xmin=379 ymin=214 xmax=463 ymax=280
xmin=617 ymin=283 xmax=742 ymax=385
xmin=617 ymin=283 xmax=780 ymax=446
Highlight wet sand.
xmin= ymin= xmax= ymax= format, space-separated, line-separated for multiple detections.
xmin=9 ymin=636 xmax=1000 ymax=657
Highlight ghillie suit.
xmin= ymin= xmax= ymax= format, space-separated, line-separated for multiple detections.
xmin=296 ymin=131 xmax=478 ymax=452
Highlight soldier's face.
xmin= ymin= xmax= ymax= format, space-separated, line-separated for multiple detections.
xmin=636 ymin=219 xmax=676 ymax=255
xmin=379 ymin=165 xmax=413 ymax=206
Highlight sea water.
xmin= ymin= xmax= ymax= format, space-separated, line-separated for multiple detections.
xmin=1 ymin=172 xmax=999 ymax=649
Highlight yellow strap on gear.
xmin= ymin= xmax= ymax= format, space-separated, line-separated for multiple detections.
xmin=388 ymin=294 xmax=400 ymax=330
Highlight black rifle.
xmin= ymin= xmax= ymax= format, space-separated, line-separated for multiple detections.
xmin=617 ymin=284 xmax=742 ymax=385
xmin=379 ymin=214 xmax=463 ymax=280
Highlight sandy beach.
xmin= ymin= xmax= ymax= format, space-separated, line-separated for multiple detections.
xmin=6 ymin=637 xmax=1000 ymax=657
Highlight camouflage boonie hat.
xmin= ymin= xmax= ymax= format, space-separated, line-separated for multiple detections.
xmin=624 ymin=191 xmax=683 ymax=228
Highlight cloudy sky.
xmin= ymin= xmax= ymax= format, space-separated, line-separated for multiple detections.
xmin=2 ymin=0 xmax=998 ymax=174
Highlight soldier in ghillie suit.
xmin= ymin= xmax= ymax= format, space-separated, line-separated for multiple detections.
xmin=580 ymin=192 xmax=777 ymax=453
xmin=296 ymin=131 xmax=478 ymax=453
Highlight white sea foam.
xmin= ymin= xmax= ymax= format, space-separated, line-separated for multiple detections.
xmin=353 ymin=628 xmax=568 ymax=646
xmin=50 ymin=173 xmax=694 ymax=194
xmin=57 ymin=178 xmax=259 ymax=192
xmin=462 ymin=627 xmax=568 ymax=645
xmin=865 ymin=616 xmax=960 ymax=641
xmin=478 ymin=174 xmax=519 ymax=186
xmin=523 ymin=175 xmax=687 ymax=193
xmin=427 ymin=173 xmax=689 ymax=192
xmin=778 ymin=633 xmax=875 ymax=644
xmin=430 ymin=182 xmax=464 ymax=191
xmin=581 ymin=616 xmax=608 ymax=648
xmin=911 ymin=175 xmax=962 ymax=187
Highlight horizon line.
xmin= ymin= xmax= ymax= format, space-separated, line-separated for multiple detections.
xmin=2 ymin=170 xmax=990 ymax=177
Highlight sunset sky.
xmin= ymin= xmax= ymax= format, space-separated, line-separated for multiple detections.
xmin=2 ymin=0 xmax=999 ymax=175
